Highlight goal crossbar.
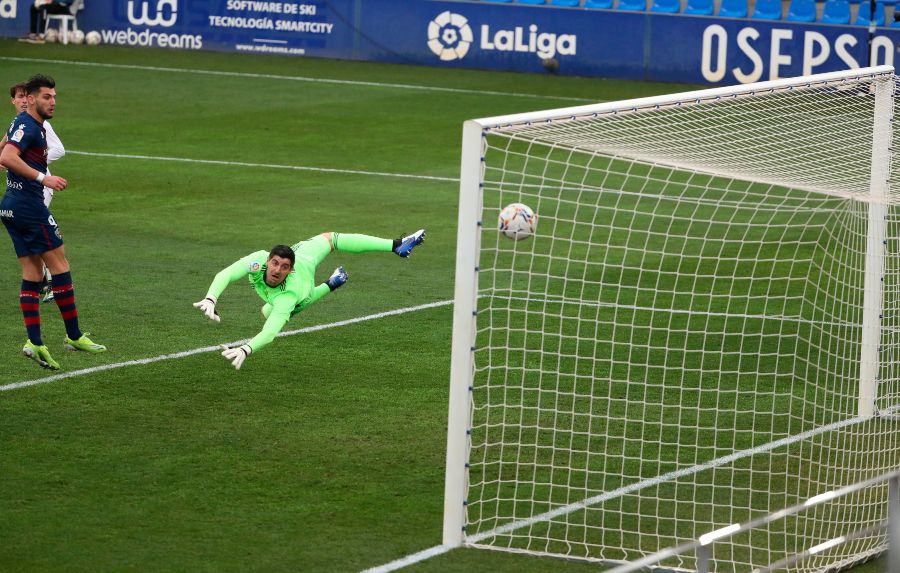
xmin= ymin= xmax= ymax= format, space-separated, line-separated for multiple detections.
xmin=470 ymin=65 xmax=895 ymax=130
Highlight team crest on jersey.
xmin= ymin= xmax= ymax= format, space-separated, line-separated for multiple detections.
xmin=249 ymin=262 xmax=261 ymax=272
xmin=10 ymin=124 xmax=24 ymax=143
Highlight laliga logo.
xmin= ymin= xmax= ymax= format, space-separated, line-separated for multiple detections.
xmin=428 ymin=11 xmax=473 ymax=61
xmin=0 ymin=0 xmax=16 ymax=19
xmin=128 ymin=0 xmax=178 ymax=27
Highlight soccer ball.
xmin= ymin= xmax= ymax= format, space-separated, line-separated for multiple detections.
xmin=44 ymin=28 xmax=59 ymax=43
xmin=70 ymin=29 xmax=84 ymax=44
xmin=85 ymin=31 xmax=101 ymax=45
xmin=498 ymin=203 xmax=536 ymax=241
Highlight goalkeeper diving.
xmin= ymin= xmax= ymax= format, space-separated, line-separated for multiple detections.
xmin=193 ymin=230 xmax=425 ymax=370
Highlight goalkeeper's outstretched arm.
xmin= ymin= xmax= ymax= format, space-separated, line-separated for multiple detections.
xmin=221 ymin=297 xmax=294 ymax=370
xmin=193 ymin=254 xmax=257 ymax=322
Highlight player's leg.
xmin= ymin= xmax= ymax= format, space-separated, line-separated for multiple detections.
xmin=332 ymin=230 xmax=426 ymax=258
xmin=41 ymin=265 xmax=54 ymax=303
xmin=3 ymin=205 xmax=60 ymax=368
xmin=291 ymin=267 xmax=348 ymax=316
xmin=19 ymin=254 xmax=47 ymax=340
xmin=292 ymin=230 xmax=426 ymax=265
xmin=40 ymin=246 xmax=107 ymax=353
xmin=292 ymin=234 xmax=335 ymax=268
xmin=40 ymin=190 xmax=54 ymax=301
xmin=17 ymin=254 xmax=60 ymax=369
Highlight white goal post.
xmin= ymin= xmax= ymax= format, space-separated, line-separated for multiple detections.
xmin=445 ymin=66 xmax=898 ymax=572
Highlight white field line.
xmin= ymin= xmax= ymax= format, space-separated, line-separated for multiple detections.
xmin=0 ymin=299 xmax=452 ymax=392
xmin=361 ymin=403 xmax=882 ymax=572
xmin=0 ymin=57 xmax=595 ymax=103
xmin=65 ymin=150 xmax=459 ymax=182
xmin=359 ymin=545 xmax=452 ymax=573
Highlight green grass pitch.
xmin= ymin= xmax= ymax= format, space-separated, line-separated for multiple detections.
xmin=0 ymin=39 xmax=887 ymax=572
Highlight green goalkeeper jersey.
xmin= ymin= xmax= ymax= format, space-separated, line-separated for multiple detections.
xmin=203 ymin=233 xmax=397 ymax=355
xmin=206 ymin=249 xmax=325 ymax=353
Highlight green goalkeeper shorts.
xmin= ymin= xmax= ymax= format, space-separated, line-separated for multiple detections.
xmin=291 ymin=234 xmax=332 ymax=281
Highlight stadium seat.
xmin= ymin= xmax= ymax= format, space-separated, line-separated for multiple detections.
xmin=43 ymin=0 xmax=83 ymax=45
xmin=718 ymin=0 xmax=748 ymax=16
xmin=786 ymin=0 xmax=816 ymax=20
xmin=683 ymin=0 xmax=714 ymax=14
xmin=584 ymin=0 xmax=614 ymax=7
xmin=820 ymin=0 xmax=851 ymax=22
xmin=618 ymin=0 xmax=648 ymax=9
xmin=651 ymin=0 xmax=682 ymax=12
xmin=855 ymin=1 xmax=885 ymax=24
xmin=752 ymin=0 xmax=783 ymax=18
xmin=517 ymin=0 xmax=547 ymax=4
xmin=551 ymin=0 xmax=581 ymax=5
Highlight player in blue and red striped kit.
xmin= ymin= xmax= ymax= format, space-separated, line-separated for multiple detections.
xmin=0 ymin=74 xmax=105 ymax=370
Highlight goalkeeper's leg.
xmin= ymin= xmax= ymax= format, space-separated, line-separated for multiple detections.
xmin=261 ymin=267 xmax=349 ymax=319
xmin=333 ymin=233 xmax=393 ymax=254
xmin=291 ymin=231 xmax=425 ymax=268
xmin=333 ymin=231 xmax=425 ymax=258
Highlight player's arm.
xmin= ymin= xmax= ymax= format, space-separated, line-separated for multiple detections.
xmin=249 ymin=296 xmax=295 ymax=352
xmin=45 ymin=123 xmax=65 ymax=164
xmin=221 ymin=296 xmax=296 ymax=370
xmin=0 ymin=139 xmax=67 ymax=190
xmin=193 ymin=253 xmax=258 ymax=322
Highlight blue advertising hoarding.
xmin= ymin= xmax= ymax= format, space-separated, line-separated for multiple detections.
xmin=0 ymin=0 xmax=897 ymax=85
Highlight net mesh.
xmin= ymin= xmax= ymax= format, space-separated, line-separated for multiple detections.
xmin=464 ymin=71 xmax=900 ymax=571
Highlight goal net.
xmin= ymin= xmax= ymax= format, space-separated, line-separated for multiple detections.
xmin=445 ymin=66 xmax=900 ymax=572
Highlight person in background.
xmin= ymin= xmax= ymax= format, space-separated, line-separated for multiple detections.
xmin=22 ymin=0 xmax=75 ymax=43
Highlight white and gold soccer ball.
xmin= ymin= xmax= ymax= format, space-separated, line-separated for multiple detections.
xmin=44 ymin=28 xmax=59 ymax=43
xmin=85 ymin=31 xmax=101 ymax=45
xmin=70 ymin=29 xmax=85 ymax=44
xmin=498 ymin=202 xmax=536 ymax=241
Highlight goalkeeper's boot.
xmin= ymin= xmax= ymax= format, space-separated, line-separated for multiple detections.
xmin=326 ymin=266 xmax=348 ymax=291
xmin=393 ymin=229 xmax=426 ymax=258
xmin=23 ymin=340 xmax=60 ymax=370
xmin=64 ymin=333 xmax=107 ymax=353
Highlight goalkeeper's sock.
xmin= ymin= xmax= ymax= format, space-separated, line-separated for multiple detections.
xmin=332 ymin=233 xmax=393 ymax=253
xmin=51 ymin=272 xmax=82 ymax=341
xmin=20 ymin=280 xmax=43 ymax=345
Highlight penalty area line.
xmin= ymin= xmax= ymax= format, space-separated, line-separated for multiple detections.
xmin=0 ymin=299 xmax=452 ymax=392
